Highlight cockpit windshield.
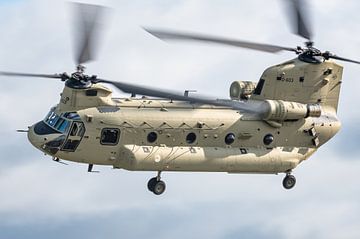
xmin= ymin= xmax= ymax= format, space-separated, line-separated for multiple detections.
xmin=39 ymin=108 xmax=85 ymax=154
xmin=43 ymin=108 xmax=81 ymax=133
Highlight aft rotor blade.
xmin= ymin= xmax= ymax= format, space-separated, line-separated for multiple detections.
xmin=0 ymin=71 xmax=63 ymax=79
xmin=144 ymin=28 xmax=296 ymax=53
xmin=72 ymin=3 xmax=108 ymax=65
xmin=287 ymin=0 xmax=313 ymax=40
xmin=98 ymin=79 xmax=268 ymax=115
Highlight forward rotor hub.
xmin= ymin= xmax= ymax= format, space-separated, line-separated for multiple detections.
xmin=63 ymin=65 xmax=98 ymax=89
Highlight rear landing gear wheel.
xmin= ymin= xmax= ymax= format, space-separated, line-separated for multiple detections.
xmin=147 ymin=177 xmax=157 ymax=192
xmin=147 ymin=172 xmax=166 ymax=195
xmin=282 ymin=174 xmax=296 ymax=189
xmin=153 ymin=180 xmax=166 ymax=195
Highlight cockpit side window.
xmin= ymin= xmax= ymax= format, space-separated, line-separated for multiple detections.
xmin=70 ymin=123 xmax=78 ymax=136
xmin=61 ymin=122 xmax=86 ymax=152
xmin=62 ymin=139 xmax=81 ymax=151
xmin=69 ymin=122 xmax=85 ymax=137
xmin=77 ymin=123 xmax=85 ymax=136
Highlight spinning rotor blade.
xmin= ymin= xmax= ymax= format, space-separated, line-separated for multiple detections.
xmin=144 ymin=28 xmax=296 ymax=53
xmin=287 ymin=0 xmax=312 ymax=40
xmin=98 ymin=79 xmax=268 ymax=115
xmin=0 ymin=71 xmax=63 ymax=79
xmin=326 ymin=54 xmax=360 ymax=65
xmin=72 ymin=3 xmax=107 ymax=65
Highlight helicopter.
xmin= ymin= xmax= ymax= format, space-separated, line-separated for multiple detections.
xmin=1 ymin=0 xmax=359 ymax=196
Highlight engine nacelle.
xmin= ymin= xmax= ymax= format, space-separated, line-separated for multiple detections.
xmin=262 ymin=100 xmax=322 ymax=121
xmin=229 ymin=81 xmax=257 ymax=100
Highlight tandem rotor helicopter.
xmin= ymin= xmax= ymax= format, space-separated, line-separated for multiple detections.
xmin=1 ymin=0 xmax=359 ymax=195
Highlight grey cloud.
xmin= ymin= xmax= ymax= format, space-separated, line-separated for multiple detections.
xmin=0 ymin=152 xmax=359 ymax=239
xmin=1 ymin=209 xmax=282 ymax=239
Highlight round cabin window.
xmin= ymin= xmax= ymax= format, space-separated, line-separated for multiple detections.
xmin=263 ymin=134 xmax=274 ymax=145
xmin=225 ymin=133 xmax=236 ymax=145
xmin=186 ymin=132 xmax=197 ymax=144
xmin=147 ymin=132 xmax=158 ymax=143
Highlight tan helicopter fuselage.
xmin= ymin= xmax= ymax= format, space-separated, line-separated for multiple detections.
xmin=27 ymin=58 xmax=342 ymax=174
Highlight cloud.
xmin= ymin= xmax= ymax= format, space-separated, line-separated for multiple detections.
xmin=0 ymin=150 xmax=360 ymax=239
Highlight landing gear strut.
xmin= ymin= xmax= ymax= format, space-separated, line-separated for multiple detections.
xmin=147 ymin=171 xmax=166 ymax=195
xmin=282 ymin=172 xmax=296 ymax=190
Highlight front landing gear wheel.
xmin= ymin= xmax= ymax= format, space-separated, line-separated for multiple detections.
xmin=282 ymin=175 xmax=296 ymax=189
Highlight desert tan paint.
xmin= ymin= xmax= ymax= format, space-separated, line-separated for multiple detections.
xmin=28 ymin=58 xmax=342 ymax=174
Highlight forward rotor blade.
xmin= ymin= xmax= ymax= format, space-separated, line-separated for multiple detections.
xmin=287 ymin=0 xmax=312 ymax=40
xmin=98 ymin=79 xmax=268 ymax=115
xmin=0 ymin=71 xmax=62 ymax=79
xmin=144 ymin=28 xmax=296 ymax=53
xmin=72 ymin=3 xmax=108 ymax=65
xmin=327 ymin=55 xmax=360 ymax=65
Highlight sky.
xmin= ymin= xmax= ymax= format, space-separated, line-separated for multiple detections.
xmin=0 ymin=0 xmax=360 ymax=238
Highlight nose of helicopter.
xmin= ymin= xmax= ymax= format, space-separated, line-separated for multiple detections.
xmin=27 ymin=124 xmax=46 ymax=149
xmin=27 ymin=121 xmax=62 ymax=150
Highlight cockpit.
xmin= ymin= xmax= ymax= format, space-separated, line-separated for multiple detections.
xmin=29 ymin=107 xmax=85 ymax=155
xmin=45 ymin=110 xmax=73 ymax=132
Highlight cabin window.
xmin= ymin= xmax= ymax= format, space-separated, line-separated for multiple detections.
xmin=186 ymin=132 xmax=197 ymax=144
xmin=225 ymin=133 xmax=236 ymax=145
xmin=147 ymin=132 xmax=158 ymax=143
xmin=86 ymin=89 xmax=98 ymax=96
xmin=253 ymin=79 xmax=265 ymax=95
xmin=101 ymin=128 xmax=120 ymax=145
xmin=263 ymin=134 xmax=274 ymax=145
